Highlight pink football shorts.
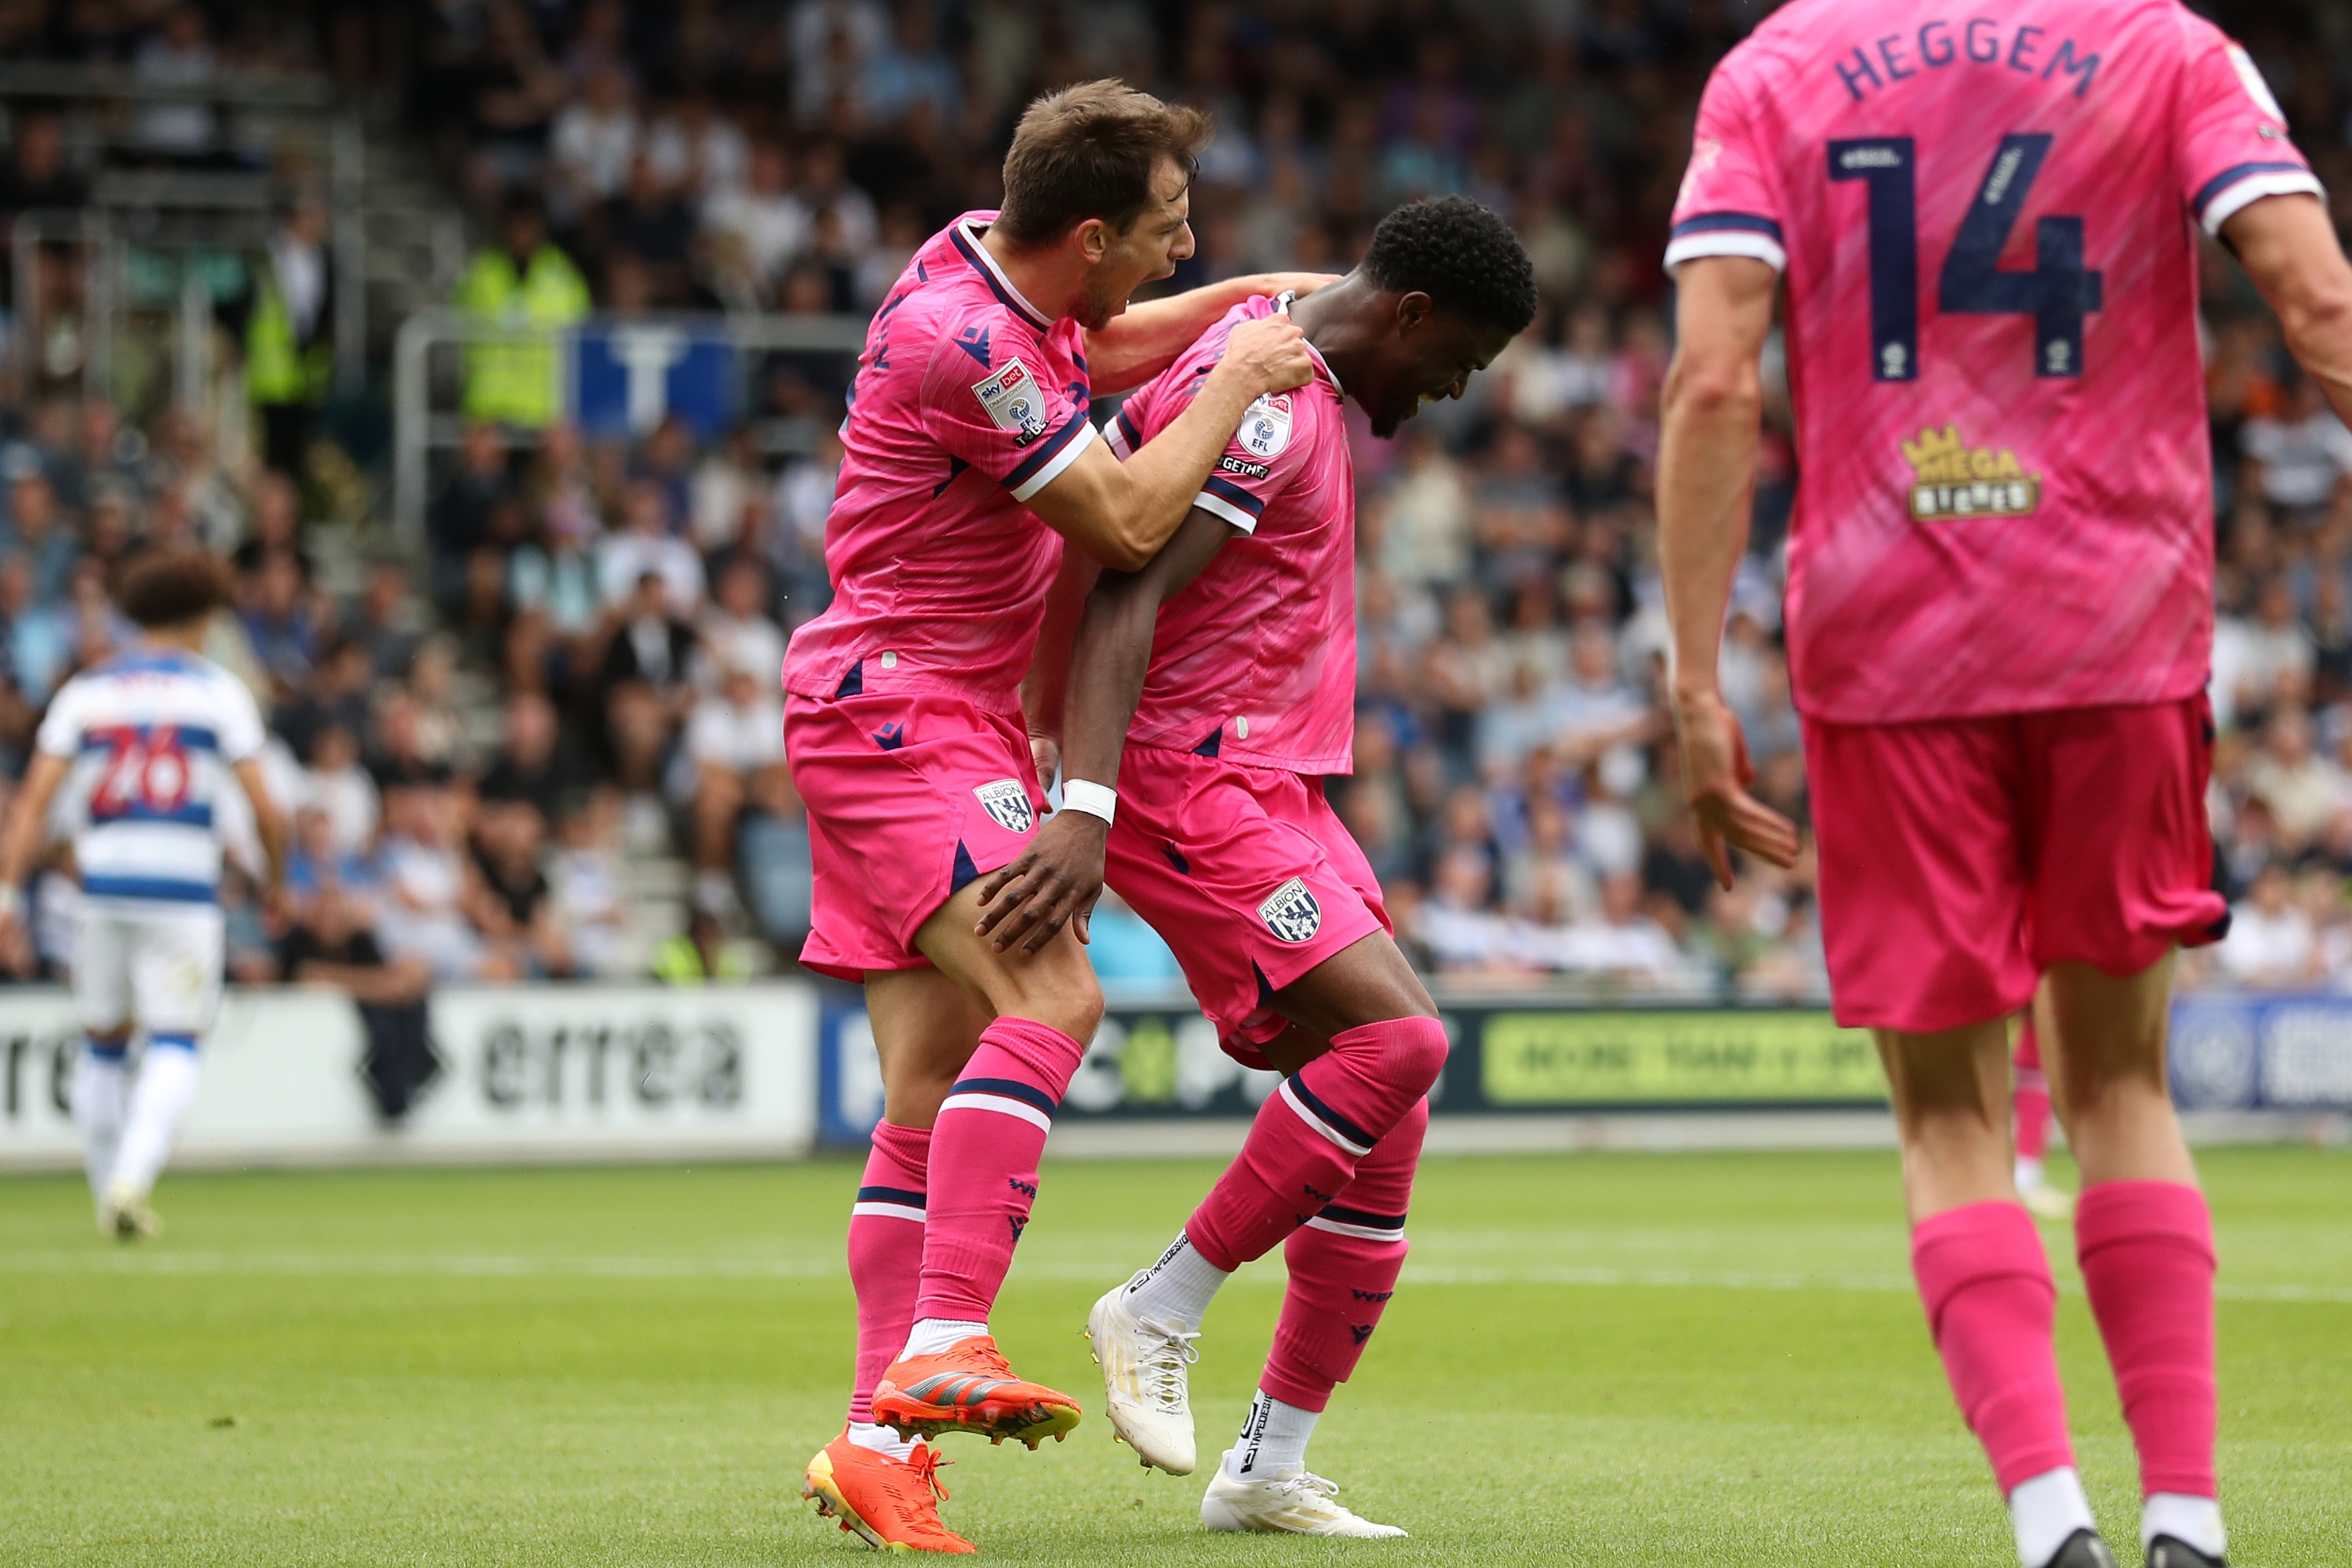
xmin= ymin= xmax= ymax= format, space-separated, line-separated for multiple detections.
xmin=1104 ymin=743 xmax=1390 ymax=1067
xmin=1803 ymin=693 xmax=2229 ymax=1035
xmin=786 ymin=687 xmax=1045 ymax=982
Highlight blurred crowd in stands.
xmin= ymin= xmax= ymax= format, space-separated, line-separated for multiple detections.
xmin=1 ymin=1 xmax=2350 ymax=998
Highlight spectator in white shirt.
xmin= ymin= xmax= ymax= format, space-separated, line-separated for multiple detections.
xmin=684 ymin=660 xmax=791 ymax=917
xmin=304 ymin=724 xmax=381 ymax=858
xmin=783 ymin=140 xmax=878 ymax=264
xmin=598 ymin=481 xmax=706 ymax=610
xmin=697 ymin=557 xmax=787 ymax=691
xmin=1554 ymin=871 xmax=1689 ymax=987
xmin=2243 ymin=706 xmax=2347 ymax=847
xmin=1414 ymin=845 xmax=1518 ymax=975
xmin=551 ymin=794 xmax=630 ymax=978
xmin=550 ymin=63 xmax=640 ymax=219
xmin=701 ymin=141 xmax=809 ymax=303
xmin=644 ymin=90 xmax=748 ymax=201
xmin=2221 ymin=866 xmax=2318 ymax=989
xmin=2240 ymin=370 xmax=2352 ymax=521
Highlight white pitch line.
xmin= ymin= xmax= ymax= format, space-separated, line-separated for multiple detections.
xmin=2 ymin=1250 xmax=2348 ymax=1303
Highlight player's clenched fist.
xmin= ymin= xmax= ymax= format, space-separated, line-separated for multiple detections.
xmin=1216 ymin=315 xmax=1314 ymax=396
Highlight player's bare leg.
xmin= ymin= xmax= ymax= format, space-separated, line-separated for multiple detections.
xmin=1879 ymin=1019 xmax=2109 ymax=1568
xmin=1097 ymin=932 xmax=1432 ymax=1536
xmin=868 ymin=881 xmax=1100 ymax=1449
xmin=2041 ymin=956 xmax=2223 ymax=1567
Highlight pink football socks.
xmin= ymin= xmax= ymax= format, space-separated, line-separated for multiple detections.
xmin=911 ymin=1016 xmax=1086 ymax=1324
xmin=846 ymin=1119 xmax=929 ymax=1428
xmin=1185 ymin=1017 xmax=1446 ymax=1272
xmin=2076 ymin=1181 xmax=2219 ymax=1502
xmin=1911 ymin=1201 xmax=2077 ymax=1494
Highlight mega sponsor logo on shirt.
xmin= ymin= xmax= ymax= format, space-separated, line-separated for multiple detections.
xmin=1901 ymin=423 xmax=2039 ymax=520
xmin=971 ymin=357 xmax=1050 ymax=445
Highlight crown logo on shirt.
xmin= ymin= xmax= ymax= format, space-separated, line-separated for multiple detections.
xmin=1901 ymin=424 xmax=2039 ymax=522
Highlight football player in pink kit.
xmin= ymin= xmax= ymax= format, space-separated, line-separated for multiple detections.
xmin=788 ymin=81 xmax=1323 ymax=1553
xmin=976 ymin=197 xmax=1534 ymax=1536
xmin=2014 ymin=989 xmax=2072 ymax=1219
xmin=1659 ymin=3 xmax=2352 ymax=1565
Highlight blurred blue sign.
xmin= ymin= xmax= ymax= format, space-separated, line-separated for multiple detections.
xmin=573 ymin=324 xmax=736 ymax=441
xmin=2170 ymin=993 xmax=2352 ymax=1111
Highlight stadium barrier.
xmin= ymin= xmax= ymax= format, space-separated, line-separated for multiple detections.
xmin=815 ymin=987 xmax=2352 ymax=1147
xmin=0 ymin=983 xmax=816 ymax=1170
xmin=4 ymin=983 xmax=2347 ymax=1170
xmin=818 ymin=989 xmax=1893 ymax=1147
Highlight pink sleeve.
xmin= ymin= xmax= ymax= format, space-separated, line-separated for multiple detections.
xmin=2174 ymin=17 xmax=2324 ymax=235
xmin=1104 ymin=381 xmax=1156 ymax=461
xmin=917 ymin=307 xmax=1097 ymax=503
xmin=1665 ymin=61 xmax=1787 ymax=274
xmin=1120 ymin=351 xmax=1310 ymax=538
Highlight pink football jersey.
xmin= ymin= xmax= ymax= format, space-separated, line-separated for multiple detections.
xmin=1669 ymin=1 xmax=2322 ymax=724
xmin=783 ymin=213 xmax=1095 ymax=712
xmin=1109 ymin=295 xmax=1357 ymax=774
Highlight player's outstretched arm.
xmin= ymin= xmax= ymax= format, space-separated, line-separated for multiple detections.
xmin=2224 ymin=193 xmax=2352 ymax=423
xmin=0 ymin=749 xmax=67 ymax=933
xmin=976 ymin=508 xmax=1236 ymax=953
xmin=1025 ymin=315 xmax=1311 ymax=570
xmin=1658 ymin=254 xmax=1800 ymax=889
xmin=1085 ymin=272 xmax=1339 ymax=395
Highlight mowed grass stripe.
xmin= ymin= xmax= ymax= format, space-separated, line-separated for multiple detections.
xmin=7 ymin=1247 xmax=2352 ymax=1304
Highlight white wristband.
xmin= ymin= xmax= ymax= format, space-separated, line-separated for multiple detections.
xmin=1060 ymin=779 xmax=1117 ymax=827
xmin=0 ymin=883 xmax=21 ymax=922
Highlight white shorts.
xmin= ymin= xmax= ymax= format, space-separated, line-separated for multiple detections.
xmin=74 ymin=898 xmax=225 ymax=1039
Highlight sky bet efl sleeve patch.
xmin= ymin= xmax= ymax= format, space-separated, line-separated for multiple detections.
xmin=970 ymin=357 xmax=1050 ymax=445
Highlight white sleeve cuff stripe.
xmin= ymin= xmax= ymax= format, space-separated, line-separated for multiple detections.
xmin=1664 ymin=232 xmax=1787 ymax=274
xmin=1008 ymin=417 xmax=1097 ymax=502
xmin=2200 ymin=171 xmax=2327 ymax=235
xmin=1192 ymin=490 xmax=1260 ymax=535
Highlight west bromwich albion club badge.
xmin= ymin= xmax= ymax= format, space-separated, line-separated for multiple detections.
xmin=973 ymin=779 xmax=1035 ymax=835
xmin=1257 ymin=877 xmax=1323 ymax=943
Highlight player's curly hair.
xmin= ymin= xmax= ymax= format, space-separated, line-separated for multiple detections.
xmin=1361 ymin=196 xmax=1539 ymax=337
xmin=118 ymin=549 xmax=232 ymax=629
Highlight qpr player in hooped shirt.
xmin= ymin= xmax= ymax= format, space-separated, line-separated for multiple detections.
xmin=0 ymin=550 xmax=286 ymax=1244
xmin=1655 ymin=3 xmax=2352 ymax=1566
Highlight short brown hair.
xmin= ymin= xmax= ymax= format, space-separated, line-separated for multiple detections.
xmin=119 ymin=549 xmax=232 ymax=629
xmin=995 ymin=80 xmax=1209 ymax=249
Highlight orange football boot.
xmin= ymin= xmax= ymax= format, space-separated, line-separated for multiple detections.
xmin=802 ymin=1429 xmax=974 ymax=1554
xmin=871 ymin=1335 xmax=1084 ymax=1447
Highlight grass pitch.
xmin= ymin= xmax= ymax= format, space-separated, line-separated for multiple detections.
xmin=1 ymin=1145 xmax=2346 ymax=1566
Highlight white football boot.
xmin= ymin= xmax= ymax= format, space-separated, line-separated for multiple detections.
xmin=1200 ymin=1455 xmax=1407 ymax=1537
xmin=99 ymin=1180 xmax=160 ymax=1241
xmin=1084 ymin=1274 xmax=1200 ymax=1474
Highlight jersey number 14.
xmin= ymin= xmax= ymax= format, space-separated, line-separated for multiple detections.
xmin=1829 ymin=134 xmax=2104 ymax=382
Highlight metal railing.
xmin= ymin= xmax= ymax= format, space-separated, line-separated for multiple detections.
xmin=391 ymin=309 xmax=869 ymax=541
xmin=0 ymin=63 xmax=366 ymax=395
